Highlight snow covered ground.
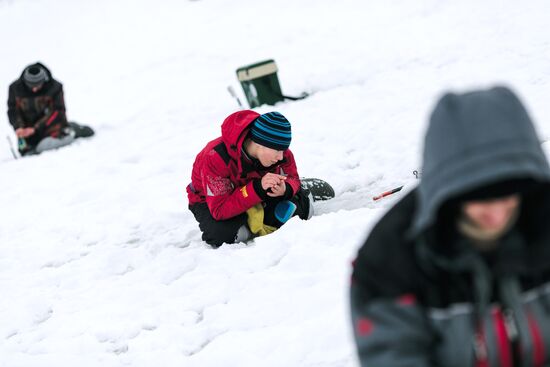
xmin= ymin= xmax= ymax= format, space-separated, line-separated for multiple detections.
xmin=1 ymin=0 xmax=550 ymax=366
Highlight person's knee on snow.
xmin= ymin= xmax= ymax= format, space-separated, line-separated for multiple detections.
xmin=189 ymin=203 xmax=248 ymax=247
xmin=235 ymin=225 xmax=253 ymax=243
xmin=35 ymin=132 xmax=75 ymax=154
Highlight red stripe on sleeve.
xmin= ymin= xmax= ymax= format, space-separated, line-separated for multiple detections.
xmin=45 ymin=111 xmax=59 ymax=126
xmin=527 ymin=310 xmax=545 ymax=367
xmin=492 ymin=308 xmax=513 ymax=367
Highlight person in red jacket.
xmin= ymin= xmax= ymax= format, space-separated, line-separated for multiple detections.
xmin=187 ymin=110 xmax=313 ymax=247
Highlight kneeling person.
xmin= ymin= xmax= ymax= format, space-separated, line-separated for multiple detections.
xmin=187 ymin=110 xmax=313 ymax=247
xmin=7 ymin=62 xmax=94 ymax=156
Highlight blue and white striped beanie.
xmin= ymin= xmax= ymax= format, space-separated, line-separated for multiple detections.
xmin=249 ymin=112 xmax=292 ymax=151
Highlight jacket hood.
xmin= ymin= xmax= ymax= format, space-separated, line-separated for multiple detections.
xmin=412 ymin=86 xmax=550 ymax=235
xmin=221 ymin=110 xmax=260 ymax=159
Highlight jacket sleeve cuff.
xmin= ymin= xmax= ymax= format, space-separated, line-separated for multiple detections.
xmin=33 ymin=120 xmax=45 ymax=132
xmin=252 ymin=178 xmax=269 ymax=201
xmin=283 ymin=183 xmax=294 ymax=199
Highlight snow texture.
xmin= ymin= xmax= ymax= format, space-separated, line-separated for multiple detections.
xmin=1 ymin=0 xmax=550 ymax=366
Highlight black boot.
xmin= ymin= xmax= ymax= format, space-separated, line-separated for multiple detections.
xmin=300 ymin=178 xmax=335 ymax=201
xmin=69 ymin=122 xmax=95 ymax=138
xmin=291 ymin=188 xmax=314 ymax=220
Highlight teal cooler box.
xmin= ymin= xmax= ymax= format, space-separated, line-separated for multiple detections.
xmin=236 ymin=59 xmax=284 ymax=108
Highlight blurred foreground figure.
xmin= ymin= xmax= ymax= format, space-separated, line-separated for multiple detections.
xmin=8 ymin=62 xmax=94 ymax=156
xmin=351 ymin=87 xmax=550 ymax=366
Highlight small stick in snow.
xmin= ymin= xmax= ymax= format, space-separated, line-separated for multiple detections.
xmin=6 ymin=135 xmax=19 ymax=160
xmin=227 ymin=85 xmax=243 ymax=108
xmin=373 ymin=186 xmax=403 ymax=201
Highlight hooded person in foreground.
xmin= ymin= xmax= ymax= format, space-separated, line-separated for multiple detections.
xmin=187 ymin=110 xmax=313 ymax=247
xmin=350 ymin=87 xmax=550 ymax=366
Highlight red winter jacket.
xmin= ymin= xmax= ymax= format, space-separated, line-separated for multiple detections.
xmin=187 ymin=110 xmax=301 ymax=220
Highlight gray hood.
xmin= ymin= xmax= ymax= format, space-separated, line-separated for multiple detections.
xmin=413 ymin=86 xmax=550 ymax=235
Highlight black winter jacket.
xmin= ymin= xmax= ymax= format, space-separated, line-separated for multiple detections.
xmin=7 ymin=63 xmax=69 ymax=143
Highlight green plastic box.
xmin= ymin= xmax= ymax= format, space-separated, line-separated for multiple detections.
xmin=236 ymin=59 xmax=284 ymax=108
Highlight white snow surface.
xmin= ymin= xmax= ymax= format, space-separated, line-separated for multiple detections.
xmin=1 ymin=0 xmax=550 ymax=366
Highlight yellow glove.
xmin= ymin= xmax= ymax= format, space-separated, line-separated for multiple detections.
xmin=246 ymin=204 xmax=277 ymax=236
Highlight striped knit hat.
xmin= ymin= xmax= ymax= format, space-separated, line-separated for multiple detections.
xmin=249 ymin=112 xmax=292 ymax=151
xmin=23 ymin=65 xmax=49 ymax=89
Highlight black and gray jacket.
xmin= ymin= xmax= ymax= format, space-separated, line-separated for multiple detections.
xmin=7 ymin=62 xmax=69 ymax=143
xmin=350 ymin=87 xmax=550 ymax=366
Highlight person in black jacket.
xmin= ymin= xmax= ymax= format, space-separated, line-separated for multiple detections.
xmin=7 ymin=62 xmax=94 ymax=155
xmin=350 ymin=87 xmax=550 ymax=366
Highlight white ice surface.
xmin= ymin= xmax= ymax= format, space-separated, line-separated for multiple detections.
xmin=1 ymin=0 xmax=550 ymax=366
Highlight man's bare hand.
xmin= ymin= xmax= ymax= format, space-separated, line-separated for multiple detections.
xmin=15 ymin=127 xmax=35 ymax=138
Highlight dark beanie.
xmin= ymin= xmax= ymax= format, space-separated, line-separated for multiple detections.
xmin=249 ymin=112 xmax=292 ymax=151
xmin=23 ymin=65 xmax=48 ymax=88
